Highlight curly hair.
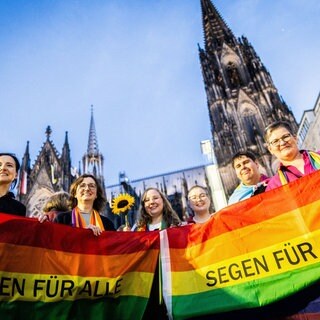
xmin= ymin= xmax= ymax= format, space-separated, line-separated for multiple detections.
xmin=69 ymin=174 xmax=106 ymax=212
xmin=136 ymin=187 xmax=181 ymax=229
xmin=42 ymin=191 xmax=71 ymax=213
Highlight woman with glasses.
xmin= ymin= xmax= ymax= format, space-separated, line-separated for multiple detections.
xmin=54 ymin=174 xmax=115 ymax=235
xmin=187 ymin=185 xmax=213 ymax=224
xmin=0 ymin=153 xmax=26 ymax=216
xmin=264 ymin=121 xmax=320 ymax=191
xmin=263 ymin=122 xmax=320 ymax=320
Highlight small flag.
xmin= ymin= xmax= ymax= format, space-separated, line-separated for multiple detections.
xmin=51 ymin=164 xmax=58 ymax=184
xmin=20 ymin=170 xmax=27 ymax=194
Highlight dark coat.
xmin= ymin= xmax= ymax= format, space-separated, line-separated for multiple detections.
xmin=55 ymin=210 xmax=115 ymax=231
xmin=0 ymin=192 xmax=26 ymax=216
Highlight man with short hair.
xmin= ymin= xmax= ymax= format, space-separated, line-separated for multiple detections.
xmin=263 ymin=120 xmax=320 ymax=320
xmin=228 ymin=151 xmax=269 ymax=205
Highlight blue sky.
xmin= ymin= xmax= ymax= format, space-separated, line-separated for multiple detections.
xmin=1 ymin=0 xmax=319 ymax=186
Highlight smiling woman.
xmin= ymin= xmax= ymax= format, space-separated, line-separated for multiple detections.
xmin=53 ymin=174 xmax=115 ymax=235
xmin=0 ymin=153 xmax=26 ymax=216
xmin=132 ymin=187 xmax=181 ymax=232
xmin=265 ymin=121 xmax=320 ymax=191
xmin=187 ymin=185 xmax=213 ymax=224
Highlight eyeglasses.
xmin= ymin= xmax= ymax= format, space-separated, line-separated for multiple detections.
xmin=78 ymin=183 xmax=97 ymax=190
xmin=268 ymin=133 xmax=292 ymax=147
xmin=188 ymin=193 xmax=207 ymax=202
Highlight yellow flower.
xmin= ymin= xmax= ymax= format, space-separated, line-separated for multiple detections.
xmin=111 ymin=193 xmax=135 ymax=215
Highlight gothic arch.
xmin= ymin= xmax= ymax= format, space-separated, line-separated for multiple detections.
xmin=238 ymin=97 xmax=264 ymax=147
xmin=27 ymin=187 xmax=53 ymax=218
xmin=220 ymin=44 xmax=245 ymax=88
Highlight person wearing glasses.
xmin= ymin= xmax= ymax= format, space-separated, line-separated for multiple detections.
xmin=228 ymin=151 xmax=269 ymax=205
xmin=264 ymin=120 xmax=320 ymax=191
xmin=133 ymin=187 xmax=181 ymax=231
xmin=0 ymin=153 xmax=26 ymax=216
xmin=187 ymin=185 xmax=213 ymax=224
xmin=264 ymin=122 xmax=320 ymax=320
xmin=54 ymin=174 xmax=115 ymax=235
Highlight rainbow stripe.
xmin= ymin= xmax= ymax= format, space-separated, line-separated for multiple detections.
xmin=2 ymin=171 xmax=320 ymax=319
xmin=161 ymin=170 xmax=320 ymax=319
xmin=0 ymin=215 xmax=159 ymax=320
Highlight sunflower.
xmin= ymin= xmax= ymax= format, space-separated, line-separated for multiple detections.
xmin=111 ymin=193 xmax=135 ymax=215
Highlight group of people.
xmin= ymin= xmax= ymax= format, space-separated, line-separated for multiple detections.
xmin=1 ymin=119 xmax=320 ymax=319
xmin=228 ymin=120 xmax=320 ymax=205
xmin=1 ymin=120 xmax=320 ymax=234
xmin=0 ymin=154 xmax=215 ymax=235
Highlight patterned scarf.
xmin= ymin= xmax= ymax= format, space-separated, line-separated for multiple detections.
xmin=136 ymin=219 xmax=166 ymax=232
xmin=278 ymin=151 xmax=320 ymax=185
xmin=71 ymin=207 xmax=105 ymax=231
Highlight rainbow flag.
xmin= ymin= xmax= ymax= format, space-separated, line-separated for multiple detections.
xmin=0 ymin=214 xmax=159 ymax=320
xmin=161 ymin=170 xmax=320 ymax=319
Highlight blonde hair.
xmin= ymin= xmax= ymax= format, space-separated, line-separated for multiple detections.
xmin=42 ymin=191 xmax=71 ymax=213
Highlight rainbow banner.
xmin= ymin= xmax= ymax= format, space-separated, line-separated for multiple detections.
xmin=0 ymin=214 xmax=159 ymax=320
xmin=161 ymin=170 xmax=320 ymax=319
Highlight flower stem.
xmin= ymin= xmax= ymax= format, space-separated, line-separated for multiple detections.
xmin=124 ymin=214 xmax=129 ymax=228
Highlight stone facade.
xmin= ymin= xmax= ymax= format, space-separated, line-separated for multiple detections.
xmin=199 ymin=0 xmax=298 ymax=196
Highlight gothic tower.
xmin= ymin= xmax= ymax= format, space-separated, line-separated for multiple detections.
xmin=17 ymin=126 xmax=73 ymax=217
xmin=199 ymin=0 xmax=298 ymax=196
xmin=82 ymin=106 xmax=106 ymax=192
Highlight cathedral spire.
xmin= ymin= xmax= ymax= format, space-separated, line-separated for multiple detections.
xmin=200 ymin=0 xmax=236 ymax=52
xmin=82 ymin=105 xmax=105 ymax=193
xmin=61 ymin=131 xmax=72 ymax=191
xmin=198 ymin=0 xmax=298 ymax=197
xmin=45 ymin=125 xmax=52 ymax=141
xmin=17 ymin=141 xmax=31 ymax=199
xmin=87 ymin=105 xmax=99 ymax=156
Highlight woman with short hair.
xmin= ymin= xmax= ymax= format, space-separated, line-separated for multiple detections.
xmin=54 ymin=174 xmax=115 ymax=235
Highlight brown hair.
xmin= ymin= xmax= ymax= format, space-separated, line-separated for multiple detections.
xmin=136 ymin=187 xmax=181 ymax=229
xmin=231 ymin=150 xmax=257 ymax=167
xmin=264 ymin=121 xmax=294 ymax=142
xmin=187 ymin=185 xmax=209 ymax=197
xmin=42 ymin=191 xmax=71 ymax=213
xmin=187 ymin=185 xmax=214 ymax=214
xmin=69 ymin=174 xmax=106 ymax=212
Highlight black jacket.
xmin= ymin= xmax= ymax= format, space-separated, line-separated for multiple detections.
xmin=55 ymin=210 xmax=115 ymax=231
xmin=0 ymin=192 xmax=26 ymax=216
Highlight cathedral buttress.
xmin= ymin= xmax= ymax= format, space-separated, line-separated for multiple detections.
xmin=199 ymin=0 xmax=297 ymax=196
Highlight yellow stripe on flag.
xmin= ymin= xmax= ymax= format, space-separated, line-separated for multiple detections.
xmin=0 ymin=271 xmax=153 ymax=302
xmin=171 ymin=230 xmax=320 ymax=295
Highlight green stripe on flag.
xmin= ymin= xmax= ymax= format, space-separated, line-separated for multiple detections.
xmin=0 ymin=296 xmax=148 ymax=320
xmin=170 ymin=263 xmax=320 ymax=320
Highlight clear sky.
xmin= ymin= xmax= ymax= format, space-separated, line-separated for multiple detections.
xmin=1 ymin=0 xmax=319 ymax=186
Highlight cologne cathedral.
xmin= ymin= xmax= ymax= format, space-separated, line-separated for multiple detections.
xmin=17 ymin=0 xmax=299 ymax=218
xmin=199 ymin=0 xmax=297 ymax=195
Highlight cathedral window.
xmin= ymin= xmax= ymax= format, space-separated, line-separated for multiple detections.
xmin=226 ymin=62 xmax=242 ymax=88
